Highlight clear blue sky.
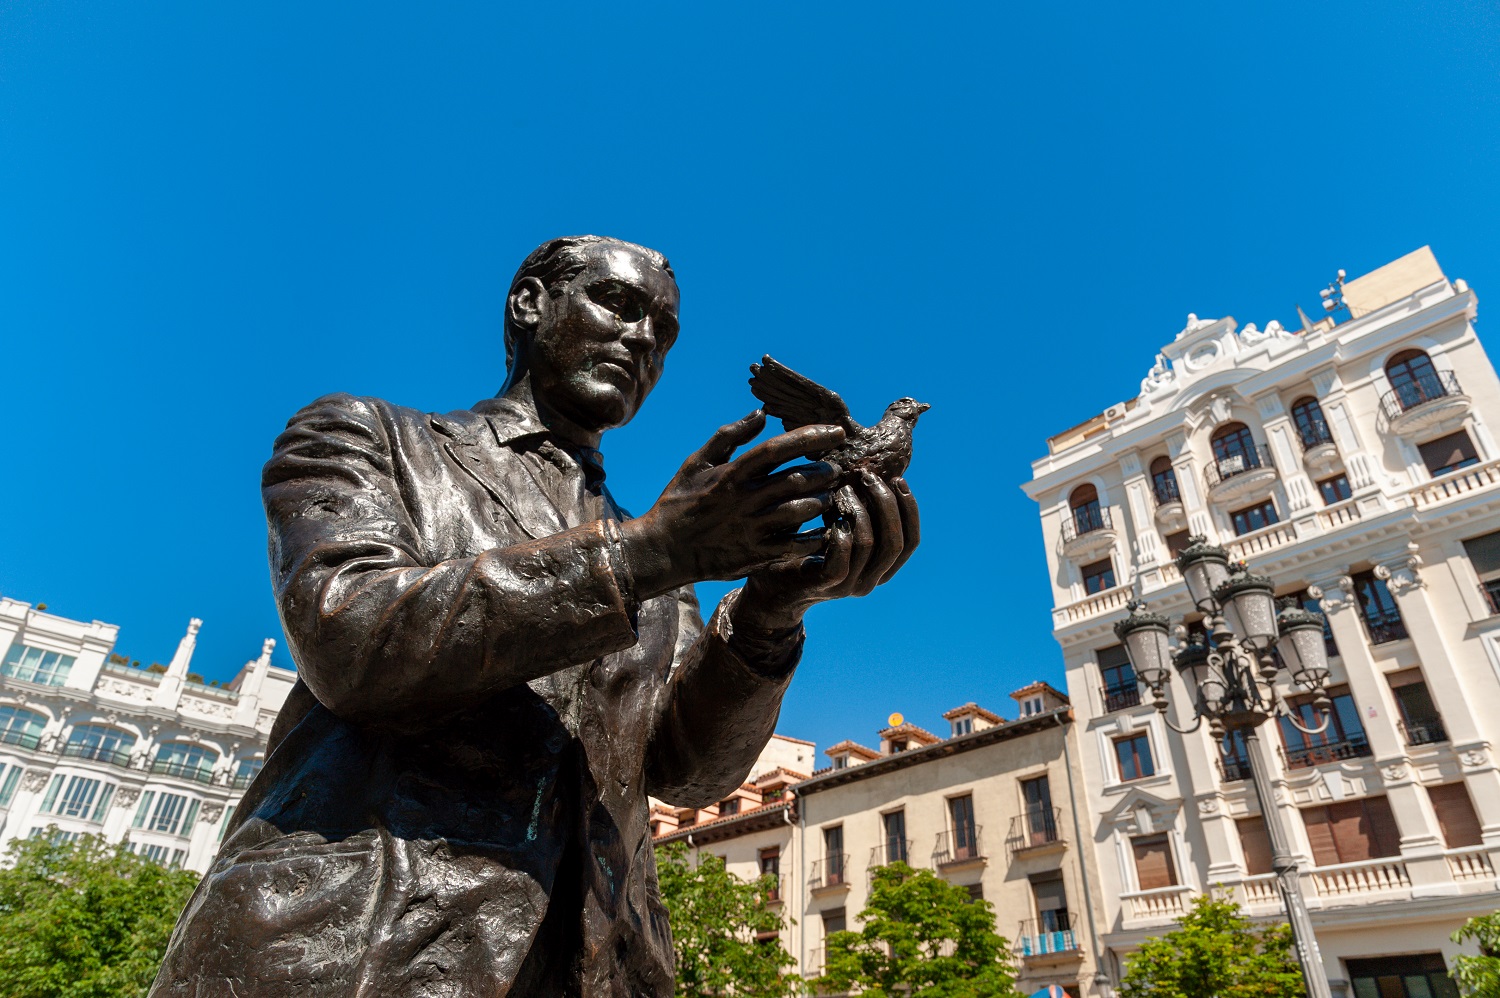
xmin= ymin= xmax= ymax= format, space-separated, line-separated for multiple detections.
xmin=3 ymin=2 xmax=1498 ymax=757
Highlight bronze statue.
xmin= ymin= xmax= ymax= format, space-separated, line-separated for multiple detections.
xmin=149 ymin=236 xmax=920 ymax=998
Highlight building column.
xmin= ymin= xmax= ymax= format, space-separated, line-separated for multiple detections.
xmin=1118 ymin=451 xmax=1160 ymax=568
xmin=1255 ymin=390 xmax=1316 ymax=517
xmin=1167 ymin=430 xmax=1213 ymax=540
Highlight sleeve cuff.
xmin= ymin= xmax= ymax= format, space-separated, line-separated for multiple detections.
xmin=713 ymin=588 xmax=805 ymax=679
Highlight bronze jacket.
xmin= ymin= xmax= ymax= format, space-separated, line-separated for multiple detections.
xmin=150 ymin=393 xmax=801 ymax=998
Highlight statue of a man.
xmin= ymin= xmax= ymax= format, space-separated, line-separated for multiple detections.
xmin=150 ymin=236 xmax=919 ymax=997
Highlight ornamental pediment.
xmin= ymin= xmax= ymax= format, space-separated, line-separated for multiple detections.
xmin=1102 ymin=785 xmax=1182 ymax=832
xmin=1137 ymin=313 xmax=1305 ymax=407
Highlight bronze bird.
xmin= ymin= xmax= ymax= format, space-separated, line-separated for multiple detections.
xmin=748 ymin=355 xmax=928 ymax=482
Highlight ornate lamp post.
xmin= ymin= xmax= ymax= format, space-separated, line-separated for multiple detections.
xmin=1113 ymin=536 xmax=1335 ymax=998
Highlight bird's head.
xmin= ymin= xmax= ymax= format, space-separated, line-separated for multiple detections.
xmin=887 ymin=397 xmax=931 ymax=422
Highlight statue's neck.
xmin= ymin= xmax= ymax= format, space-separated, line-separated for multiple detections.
xmin=499 ymin=366 xmax=605 ymax=450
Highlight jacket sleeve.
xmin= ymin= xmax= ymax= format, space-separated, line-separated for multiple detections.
xmin=263 ymin=393 xmax=642 ymax=731
xmin=643 ymin=588 xmax=803 ymax=806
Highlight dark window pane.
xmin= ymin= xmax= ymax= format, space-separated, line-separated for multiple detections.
xmin=1318 ymin=474 xmax=1352 ymax=504
xmin=1352 ymin=571 xmax=1407 ymax=643
xmin=1419 ymin=430 xmax=1479 ymax=477
xmin=1231 ymin=500 xmax=1279 ymax=536
xmin=1082 ymin=558 xmax=1116 ymax=594
xmin=1292 ymin=397 xmax=1333 ymax=449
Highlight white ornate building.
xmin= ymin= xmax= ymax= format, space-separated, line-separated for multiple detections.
xmin=1024 ymin=247 xmax=1500 ymax=996
xmin=0 ymin=596 xmax=294 ymax=872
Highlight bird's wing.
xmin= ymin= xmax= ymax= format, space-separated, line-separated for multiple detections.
xmin=747 ymin=355 xmax=860 ymax=433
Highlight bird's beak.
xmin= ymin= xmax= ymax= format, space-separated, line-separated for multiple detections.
xmin=916 ymin=402 xmax=931 ymax=414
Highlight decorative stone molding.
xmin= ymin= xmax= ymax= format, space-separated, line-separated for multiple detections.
xmin=1381 ymin=764 xmax=1409 ymax=783
xmin=1308 ymin=578 xmax=1356 ymax=614
xmin=200 ymin=803 xmax=225 ymax=824
xmin=1379 ymin=546 xmax=1425 ymax=594
xmin=1460 ymin=748 xmax=1490 ymax=768
xmin=20 ymin=770 xmax=49 ymax=793
xmin=115 ymin=787 xmax=141 ymax=807
xmin=1196 ymin=798 xmax=1221 ymax=816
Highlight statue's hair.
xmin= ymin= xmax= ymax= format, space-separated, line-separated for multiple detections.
xmin=504 ymin=235 xmax=674 ymax=370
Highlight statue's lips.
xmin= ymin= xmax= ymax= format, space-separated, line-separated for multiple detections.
xmin=591 ymin=360 xmax=637 ymax=389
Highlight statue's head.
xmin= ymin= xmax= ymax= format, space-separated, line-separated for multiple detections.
xmin=504 ymin=235 xmax=679 ymax=432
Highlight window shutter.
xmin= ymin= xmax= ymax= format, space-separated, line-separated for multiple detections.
xmin=1418 ymin=430 xmax=1478 ymax=474
xmin=1236 ymin=816 xmax=1274 ymax=876
xmin=1132 ymin=834 xmax=1177 ymax=889
xmin=1301 ymin=806 xmax=1340 ymax=867
xmin=1464 ymin=531 xmax=1500 ymax=578
xmin=1362 ymin=796 xmax=1402 ymax=858
xmin=1429 ymin=783 xmax=1484 ymax=848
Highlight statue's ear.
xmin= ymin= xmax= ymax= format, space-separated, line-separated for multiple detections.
xmin=508 ymin=276 xmax=548 ymax=332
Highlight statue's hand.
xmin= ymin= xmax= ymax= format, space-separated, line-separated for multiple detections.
xmin=736 ymin=473 xmax=920 ymax=631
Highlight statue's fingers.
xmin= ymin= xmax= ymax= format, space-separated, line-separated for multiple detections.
xmin=851 ymin=472 xmax=901 ymax=596
xmin=836 ymin=486 xmax=874 ymax=597
xmin=878 ymin=477 xmax=921 ymax=586
xmin=729 ymin=425 xmax=845 ymax=481
xmin=690 ymin=411 xmax=765 ymax=467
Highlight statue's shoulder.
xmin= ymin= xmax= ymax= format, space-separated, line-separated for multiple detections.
xmin=284 ymin=392 xmax=431 ymax=433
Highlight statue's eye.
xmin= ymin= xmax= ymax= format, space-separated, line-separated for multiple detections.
xmin=587 ymin=282 xmax=646 ymax=323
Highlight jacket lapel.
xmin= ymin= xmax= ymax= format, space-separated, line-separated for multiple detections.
xmin=430 ymin=404 xmax=568 ymax=541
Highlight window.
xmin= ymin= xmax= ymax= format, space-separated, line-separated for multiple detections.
xmin=1068 ymin=484 xmax=1106 ymax=534
xmin=1114 ymin=733 xmax=1155 ymax=782
xmin=233 ymin=758 xmax=263 ymax=788
xmin=832 ymin=755 xmax=848 ymax=770
xmin=1317 ymin=474 xmax=1352 ymax=505
xmin=1021 ymin=696 xmax=1044 ymax=716
xmin=949 ymin=795 xmax=978 ymax=859
xmin=1291 ymin=397 xmax=1333 ymax=449
xmin=152 ymin=742 xmax=218 ymax=781
xmin=0 ymin=706 xmax=46 ymax=749
xmin=889 ymin=739 xmax=908 ymax=753
xmin=1419 ymin=430 xmax=1479 ymax=477
xmin=1219 ymin=730 xmax=1252 ymax=781
xmin=0 ymin=644 xmax=75 ymax=687
xmin=759 ymin=847 xmax=780 ymax=878
xmin=882 ymin=810 xmax=908 ymax=864
xmin=1348 ymin=954 xmax=1460 ymax=998
xmin=1131 ymin=833 xmax=1178 ymax=889
xmin=1279 ymin=686 xmax=1370 ymax=768
xmin=1300 ymin=795 xmax=1401 ymax=866
xmin=1465 ymin=529 xmax=1500 ymax=616
xmin=952 ymin=716 xmax=972 ymax=736
xmin=1163 ymin=529 xmax=1192 ymax=557
xmin=218 ymin=804 xmax=236 ymax=842
xmin=1351 ymin=570 xmax=1408 ymax=643
xmin=1428 ymin=783 xmax=1483 ymax=848
xmin=1081 ymin=558 xmax=1116 ymax=595
xmin=1030 ymin=872 xmax=1070 ymax=933
xmin=1386 ymin=349 xmax=1445 ymax=410
xmin=821 ymin=908 xmax=846 ymax=939
xmin=46 ymin=776 xmax=114 ymax=822
xmin=823 ymin=826 xmax=845 ymax=885
xmin=66 ymin=724 xmax=136 ymax=765
xmin=0 ymin=766 xmax=21 ymax=808
xmin=718 ymin=797 xmax=740 ymax=816
xmin=1236 ymin=816 xmax=1273 ymax=875
xmin=1229 ymin=499 xmax=1279 ymax=536
xmin=1210 ymin=422 xmax=1264 ymax=478
xmin=965 ymin=883 xmax=984 ymax=902
xmin=1149 ymin=457 xmax=1180 ymax=505
xmin=134 ymin=791 xmax=198 ymax=836
xmin=1098 ymin=645 xmax=1140 ymax=712
xmin=1388 ymin=669 xmax=1446 ymax=745
xmin=1021 ymin=776 xmax=1056 ymax=845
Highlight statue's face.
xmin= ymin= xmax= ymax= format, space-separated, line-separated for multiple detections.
xmin=526 ymin=243 xmax=680 ymax=432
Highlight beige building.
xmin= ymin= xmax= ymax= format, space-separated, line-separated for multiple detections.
xmin=0 ymin=596 xmax=293 ymax=872
xmin=656 ymin=688 xmax=1112 ymax=998
xmin=1024 ymin=247 xmax=1500 ymax=996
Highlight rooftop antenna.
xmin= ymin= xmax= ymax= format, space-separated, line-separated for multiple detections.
xmin=1320 ymin=268 xmax=1349 ymax=323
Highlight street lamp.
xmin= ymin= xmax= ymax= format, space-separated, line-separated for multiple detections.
xmin=1113 ymin=535 xmax=1335 ymax=998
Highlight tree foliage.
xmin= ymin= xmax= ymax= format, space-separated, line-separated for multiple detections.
xmin=814 ymin=861 xmax=1020 ymax=998
xmin=1453 ymin=910 xmax=1500 ymax=997
xmin=0 ymin=830 xmax=199 ymax=998
xmin=655 ymin=842 xmax=799 ymax=998
xmin=1119 ymin=892 xmax=1303 ymax=998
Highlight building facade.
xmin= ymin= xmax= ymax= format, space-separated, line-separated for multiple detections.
xmin=0 ymin=597 xmax=293 ymax=872
xmin=655 ymin=688 xmax=1112 ymax=997
xmin=1025 ymin=247 xmax=1500 ymax=996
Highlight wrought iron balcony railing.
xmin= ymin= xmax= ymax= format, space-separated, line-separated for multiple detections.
xmin=1282 ymin=735 xmax=1373 ymax=770
xmin=1380 ymin=370 xmax=1463 ymax=420
xmin=1218 ymin=755 xmax=1253 ymax=782
xmin=932 ymin=826 xmax=983 ymax=866
xmin=1151 ymin=475 xmax=1181 ymax=506
xmin=149 ymin=758 xmax=216 ymax=784
xmin=1007 ymin=807 xmax=1062 ymax=851
xmin=1399 ymin=716 xmax=1448 ymax=746
xmin=1204 ymin=445 xmax=1275 ymax=489
xmin=868 ymin=840 xmax=913 ymax=871
xmin=809 ymin=854 xmax=849 ymax=890
xmin=0 ymin=728 xmax=42 ymax=751
xmin=1364 ymin=614 xmax=1409 ymax=645
xmin=1296 ymin=417 xmax=1335 ymax=451
xmin=60 ymin=741 xmax=134 ymax=769
xmin=1016 ymin=912 xmax=1079 ymax=958
xmin=1060 ymin=504 xmax=1112 ymax=543
xmin=1100 ymin=682 xmax=1141 ymax=712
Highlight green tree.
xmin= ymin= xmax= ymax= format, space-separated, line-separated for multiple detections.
xmin=1119 ymin=892 xmax=1303 ymax=998
xmin=0 ymin=830 xmax=199 ymax=998
xmin=655 ymin=842 xmax=800 ymax=998
xmin=815 ymin=861 xmax=1020 ymax=998
xmin=1453 ymin=910 xmax=1500 ymax=997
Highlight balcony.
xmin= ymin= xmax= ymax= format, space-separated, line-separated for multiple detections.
xmin=1399 ymin=716 xmax=1448 ymax=746
xmin=59 ymin=741 xmax=134 ymax=769
xmin=1058 ymin=505 xmax=1117 ymax=561
xmin=1217 ymin=755 xmax=1253 ymax=782
xmin=1152 ymin=477 xmax=1187 ymax=532
xmin=1122 ymin=885 xmax=1194 ymax=922
xmin=1381 ymin=371 xmax=1472 ymax=439
xmin=1311 ymin=856 xmax=1411 ymax=899
xmin=809 ymin=855 xmax=850 ymax=893
xmin=1204 ymin=445 xmax=1278 ymax=506
xmin=1007 ymin=807 xmax=1064 ymax=854
xmin=868 ymin=840 xmax=913 ymax=874
xmin=0 ymin=729 xmax=42 ymax=751
xmin=149 ymin=759 xmax=216 ymax=784
xmin=1100 ymin=682 xmax=1141 ymax=713
xmin=1016 ymin=913 xmax=1081 ymax=962
xmin=1297 ymin=418 xmax=1342 ymax=477
xmin=932 ymin=827 xmax=984 ymax=868
xmin=1281 ymin=736 xmax=1373 ymax=770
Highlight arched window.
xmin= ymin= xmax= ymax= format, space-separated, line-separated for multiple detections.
xmin=1385 ymin=349 xmax=1447 ymax=410
xmin=151 ymin=742 xmax=218 ymax=783
xmin=1068 ymin=484 xmax=1106 ymax=534
xmin=234 ymin=757 xmax=263 ymax=789
xmin=65 ymin=723 xmax=136 ymax=765
xmin=1149 ymin=457 xmax=1179 ymax=505
xmin=1291 ymin=397 xmax=1332 ymax=449
xmin=1210 ymin=422 xmax=1264 ymax=477
xmin=0 ymin=706 xmax=46 ymax=749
